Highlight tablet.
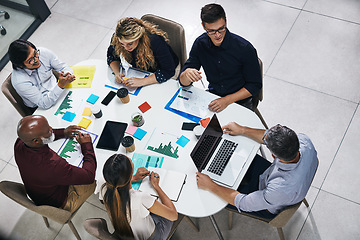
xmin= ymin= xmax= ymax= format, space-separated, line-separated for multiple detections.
xmin=96 ymin=121 xmax=128 ymax=151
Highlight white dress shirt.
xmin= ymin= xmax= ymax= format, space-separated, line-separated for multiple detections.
xmin=11 ymin=47 xmax=72 ymax=109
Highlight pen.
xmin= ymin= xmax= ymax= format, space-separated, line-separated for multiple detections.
xmin=200 ymin=79 xmax=206 ymax=89
xmin=120 ymin=62 xmax=123 ymax=78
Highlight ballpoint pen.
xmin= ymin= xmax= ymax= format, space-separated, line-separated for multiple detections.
xmin=200 ymin=78 xmax=206 ymax=89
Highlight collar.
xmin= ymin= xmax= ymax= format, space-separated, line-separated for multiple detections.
xmin=205 ymin=28 xmax=231 ymax=49
xmin=275 ymin=157 xmax=300 ymax=171
xmin=23 ymin=67 xmax=36 ymax=76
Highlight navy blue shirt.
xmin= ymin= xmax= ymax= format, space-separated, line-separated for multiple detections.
xmin=107 ymin=34 xmax=179 ymax=83
xmin=181 ymin=29 xmax=261 ymax=97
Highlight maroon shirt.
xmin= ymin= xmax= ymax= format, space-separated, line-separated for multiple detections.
xmin=14 ymin=129 xmax=97 ymax=207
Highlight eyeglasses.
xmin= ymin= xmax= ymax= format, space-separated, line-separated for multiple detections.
xmin=26 ymin=49 xmax=40 ymax=65
xmin=206 ymin=25 xmax=226 ymax=35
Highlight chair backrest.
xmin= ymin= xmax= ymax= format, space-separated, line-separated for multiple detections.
xmin=0 ymin=180 xmax=72 ymax=224
xmin=251 ymin=58 xmax=263 ymax=109
xmin=268 ymin=201 xmax=302 ymax=228
xmin=1 ymin=74 xmax=36 ymax=117
xmin=141 ymin=14 xmax=187 ymax=69
xmin=84 ymin=218 xmax=119 ymax=240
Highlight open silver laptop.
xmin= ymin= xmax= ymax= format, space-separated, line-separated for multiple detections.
xmin=190 ymin=114 xmax=254 ymax=187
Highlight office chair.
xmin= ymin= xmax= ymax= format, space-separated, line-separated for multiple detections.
xmin=141 ymin=14 xmax=187 ymax=69
xmin=84 ymin=214 xmax=199 ymax=240
xmin=0 ymin=180 xmax=84 ymax=240
xmin=252 ymin=58 xmax=269 ymax=129
xmin=0 ymin=10 xmax=10 ymax=35
xmin=227 ymin=199 xmax=309 ymax=240
xmin=1 ymin=74 xmax=37 ymax=117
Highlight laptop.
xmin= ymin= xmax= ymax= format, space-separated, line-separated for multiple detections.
xmin=190 ymin=114 xmax=255 ymax=187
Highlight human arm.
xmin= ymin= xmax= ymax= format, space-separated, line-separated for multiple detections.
xmin=208 ymin=88 xmax=252 ymax=112
xmin=196 ymin=172 xmax=239 ymax=205
xmin=131 ymin=167 xmax=150 ymax=182
xmin=178 ymin=38 xmax=202 ymax=86
xmin=148 ymin=171 xmax=178 ymax=221
xmin=123 ymin=74 xmax=158 ymax=88
xmin=222 ymin=122 xmax=266 ymax=144
xmin=107 ymin=41 xmax=125 ymax=84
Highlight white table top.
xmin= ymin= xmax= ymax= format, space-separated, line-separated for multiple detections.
xmin=36 ymin=59 xmax=264 ymax=218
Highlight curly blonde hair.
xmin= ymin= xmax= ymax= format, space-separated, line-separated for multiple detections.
xmin=112 ymin=17 xmax=168 ymax=71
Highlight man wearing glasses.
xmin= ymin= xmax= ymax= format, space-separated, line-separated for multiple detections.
xmin=179 ymin=3 xmax=262 ymax=112
xmin=8 ymin=39 xmax=75 ymax=110
xmin=196 ymin=123 xmax=318 ymax=219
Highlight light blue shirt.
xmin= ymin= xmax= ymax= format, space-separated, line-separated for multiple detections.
xmin=234 ymin=133 xmax=318 ymax=214
xmin=11 ymin=47 xmax=72 ymax=109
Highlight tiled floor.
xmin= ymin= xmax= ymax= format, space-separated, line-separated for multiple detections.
xmin=0 ymin=0 xmax=360 ymax=239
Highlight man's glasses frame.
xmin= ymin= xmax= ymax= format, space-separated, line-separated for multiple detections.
xmin=205 ymin=25 xmax=226 ymax=35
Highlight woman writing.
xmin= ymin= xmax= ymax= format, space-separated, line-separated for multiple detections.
xmin=102 ymin=154 xmax=178 ymax=240
xmin=107 ymin=17 xmax=179 ymax=87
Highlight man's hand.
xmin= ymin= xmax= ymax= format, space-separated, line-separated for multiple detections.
xmin=75 ymin=132 xmax=91 ymax=144
xmin=222 ymin=122 xmax=246 ymax=136
xmin=196 ymin=171 xmax=216 ymax=191
xmin=58 ymin=71 xmax=76 ymax=88
xmin=64 ymin=125 xmax=83 ymax=138
xmin=208 ymin=97 xmax=231 ymax=112
xmin=132 ymin=167 xmax=150 ymax=182
xmin=182 ymin=68 xmax=202 ymax=83
xmin=114 ymin=73 xmax=125 ymax=84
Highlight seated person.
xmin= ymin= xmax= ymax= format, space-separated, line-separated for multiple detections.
xmin=107 ymin=17 xmax=179 ymax=88
xmin=15 ymin=115 xmax=96 ymax=213
xmin=197 ymin=123 xmax=318 ymax=219
xmin=102 ymin=154 xmax=178 ymax=240
xmin=179 ymin=4 xmax=262 ymax=112
xmin=8 ymin=39 xmax=76 ymax=110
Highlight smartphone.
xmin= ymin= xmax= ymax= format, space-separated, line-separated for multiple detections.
xmin=101 ymin=91 xmax=116 ymax=106
xmin=181 ymin=122 xmax=200 ymax=131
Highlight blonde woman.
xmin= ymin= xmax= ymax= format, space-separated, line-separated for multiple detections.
xmin=102 ymin=154 xmax=178 ymax=239
xmin=107 ymin=17 xmax=179 ymax=87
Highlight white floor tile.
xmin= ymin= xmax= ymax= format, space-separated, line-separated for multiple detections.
xmin=88 ymin=30 xmax=114 ymax=61
xmin=0 ymin=160 xmax=7 ymax=173
xmin=54 ymin=201 xmax=111 ymax=240
xmin=267 ymin=11 xmax=360 ymax=102
xmin=218 ymin=0 xmax=301 ymax=72
xmin=264 ymin=0 xmax=307 ymax=9
xmin=304 ymin=0 xmax=360 ymax=24
xmin=28 ymin=12 xmax=110 ymax=66
xmin=0 ymin=164 xmax=25 ymax=238
xmin=51 ymin=0 xmax=133 ymax=29
xmin=258 ymin=76 xmax=357 ymax=188
xmin=322 ymin=107 xmax=360 ymax=204
xmin=298 ymin=190 xmax=360 ymax=240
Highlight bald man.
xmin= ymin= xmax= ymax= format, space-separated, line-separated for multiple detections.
xmin=15 ymin=115 xmax=96 ymax=213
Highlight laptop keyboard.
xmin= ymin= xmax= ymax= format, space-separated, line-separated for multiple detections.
xmin=192 ymin=135 xmax=217 ymax=169
xmin=208 ymin=140 xmax=238 ymax=176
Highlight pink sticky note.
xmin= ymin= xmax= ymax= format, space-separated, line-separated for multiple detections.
xmin=125 ymin=125 xmax=138 ymax=135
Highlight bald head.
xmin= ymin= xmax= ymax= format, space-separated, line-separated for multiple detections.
xmin=17 ymin=115 xmax=51 ymax=147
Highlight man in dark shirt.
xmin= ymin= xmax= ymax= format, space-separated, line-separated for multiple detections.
xmin=179 ymin=3 xmax=262 ymax=112
xmin=14 ymin=115 xmax=96 ymax=213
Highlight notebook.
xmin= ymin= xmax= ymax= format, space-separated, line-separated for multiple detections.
xmin=139 ymin=166 xmax=187 ymax=202
xmin=190 ymin=114 xmax=254 ymax=187
xmin=96 ymin=121 xmax=127 ymax=151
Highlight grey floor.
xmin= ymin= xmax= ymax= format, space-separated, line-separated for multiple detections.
xmin=0 ymin=0 xmax=360 ymax=239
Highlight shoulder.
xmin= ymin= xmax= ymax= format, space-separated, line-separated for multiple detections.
xmin=149 ymin=33 xmax=166 ymax=45
xmin=298 ymin=133 xmax=315 ymax=149
xmin=227 ymin=31 xmax=255 ymax=50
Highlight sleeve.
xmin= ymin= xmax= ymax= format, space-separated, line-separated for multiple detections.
xmin=11 ymin=71 xmax=64 ymax=109
xmin=241 ymin=44 xmax=262 ymax=97
xmin=141 ymin=191 xmax=157 ymax=209
xmin=234 ymin=181 xmax=293 ymax=213
xmin=53 ymin=128 xmax=65 ymax=140
xmin=178 ymin=38 xmax=202 ymax=84
xmin=44 ymin=48 xmax=73 ymax=74
xmin=151 ymin=35 xmax=178 ymax=83
xmin=52 ymin=142 xmax=97 ymax=186
xmin=107 ymin=34 xmax=120 ymax=66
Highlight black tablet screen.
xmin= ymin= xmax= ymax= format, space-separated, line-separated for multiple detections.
xmin=96 ymin=121 xmax=128 ymax=151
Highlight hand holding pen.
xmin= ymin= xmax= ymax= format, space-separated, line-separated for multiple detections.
xmin=131 ymin=167 xmax=150 ymax=182
xmin=114 ymin=63 xmax=126 ymax=84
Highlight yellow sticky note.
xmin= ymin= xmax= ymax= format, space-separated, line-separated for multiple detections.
xmin=124 ymin=77 xmax=129 ymax=81
xmin=78 ymin=118 xmax=92 ymax=129
xmin=82 ymin=107 xmax=91 ymax=116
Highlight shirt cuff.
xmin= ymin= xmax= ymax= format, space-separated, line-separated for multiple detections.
xmin=154 ymin=69 xmax=168 ymax=83
xmin=234 ymin=193 xmax=246 ymax=213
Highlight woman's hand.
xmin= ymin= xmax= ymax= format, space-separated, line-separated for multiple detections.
xmin=149 ymin=171 xmax=161 ymax=190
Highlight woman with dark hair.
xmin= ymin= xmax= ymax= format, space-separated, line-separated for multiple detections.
xmin=107 ymin=17 xmax=180 ymax=88
xmin=102 ymin=154 xmax=178 ymax=240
